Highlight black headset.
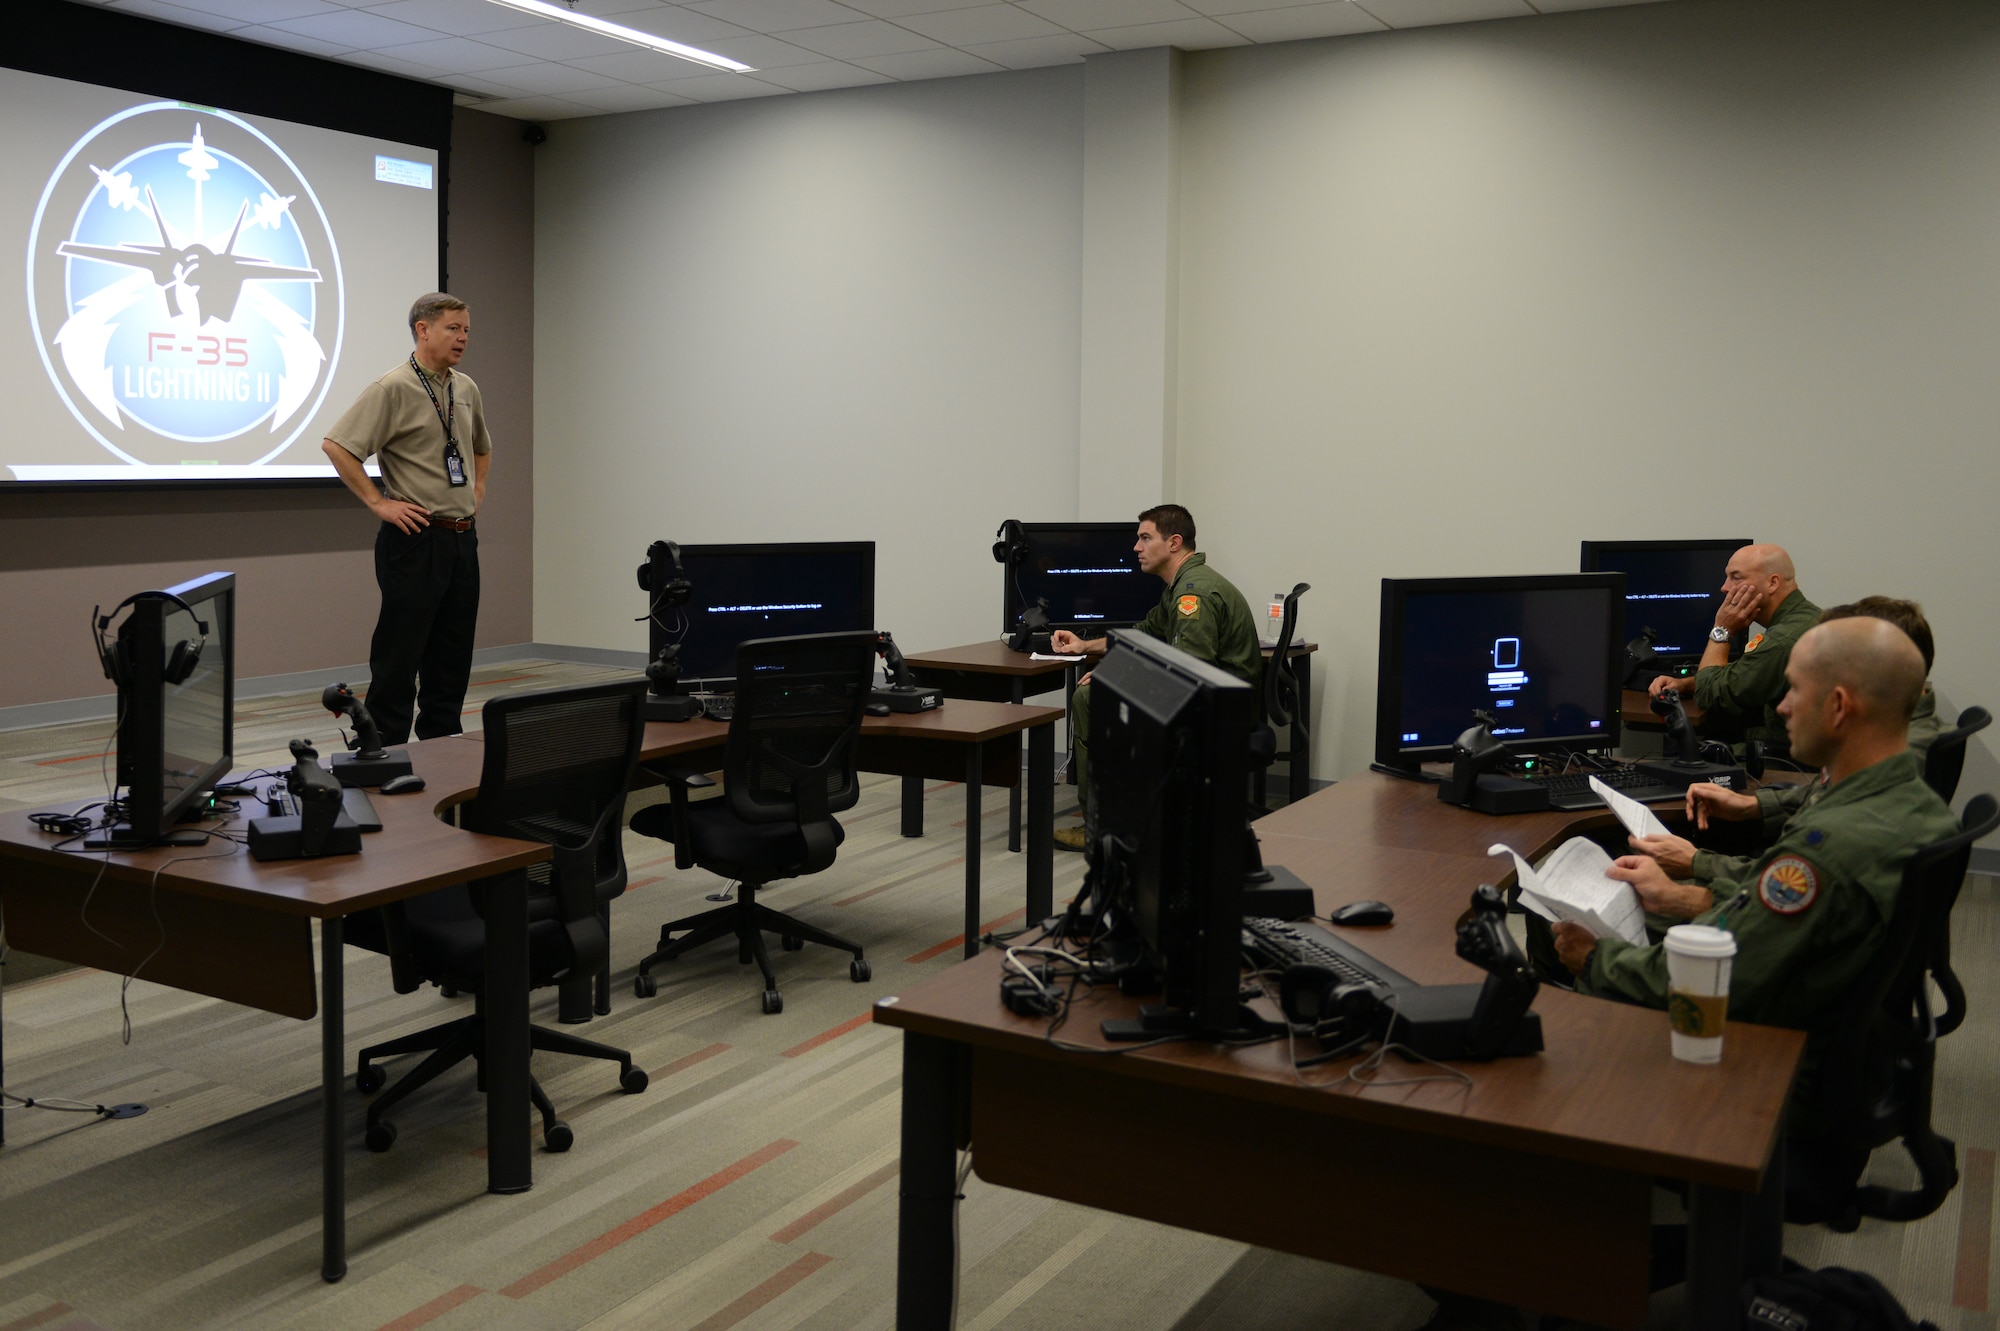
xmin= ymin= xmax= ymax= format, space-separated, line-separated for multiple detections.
xmin=92 ymin=590 xmax=209 ymax=688
xmin=636 ymin=540 xmax=691 ymax=607
xmin=992 ymin=519 xmax=1028 ymax=567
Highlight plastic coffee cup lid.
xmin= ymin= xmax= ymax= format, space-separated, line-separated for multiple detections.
xmin=1664 ymin=924 xmax=1737 ymax=958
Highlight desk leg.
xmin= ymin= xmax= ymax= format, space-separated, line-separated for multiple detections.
xmin=1290 ymin=654 xmax=1312 ymax=805
xmin=963 ymin=750 xmax=982 ymax=959
xmin=1686 ymin=1148 xmax=1783 ymax=1327
xmin=1027 ymin=723 xmax=1053 ymax=926
xmin=902 ymin=776 xmax=924 ymax=839
xmin=485 ymin=869 xmax=532 ymax=1195
xmin=1007 ymin=678 xmax=1023 ymax=854
xmin=320 ymin=918 xmax=346 ymax=1282
xmin=897 ymin=1033 xmax=959 ymax=1331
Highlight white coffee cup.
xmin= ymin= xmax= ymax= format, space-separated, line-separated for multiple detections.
xmin=1662 ymin=924 xmax=1737 ymax=1064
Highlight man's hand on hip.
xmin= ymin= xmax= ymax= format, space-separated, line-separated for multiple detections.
xmin=373 ymin=498 xmax=431 ymax=534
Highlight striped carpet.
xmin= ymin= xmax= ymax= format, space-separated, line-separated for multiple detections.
xmin=0 ymin=661 xmax=1992 ymax=1330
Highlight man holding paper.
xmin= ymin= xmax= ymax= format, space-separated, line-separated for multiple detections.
xmin=1553 ymin=619 xmax=1954 ymax=1089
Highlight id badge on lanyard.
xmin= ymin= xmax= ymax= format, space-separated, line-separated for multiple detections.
xmin=413 ymin=354 xmax=468 ymax=487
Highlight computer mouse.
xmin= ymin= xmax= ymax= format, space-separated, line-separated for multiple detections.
xmin=379 ymin=774 xmax=428 ymax=795
xmin=1330 ymin=899 xmax=1394 ymax=927
xmin=864 ymin=701 xmax=892 ymax=717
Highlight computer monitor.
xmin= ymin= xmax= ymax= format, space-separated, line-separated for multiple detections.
xmin=1374 ymin=573 xmax=1624 ymax=775
xmin=1001 ymin=522 xmax=1157 ymax=635
xmin=648 ymin=542 xmax=876 ymax=690
xmin=97 ymin=571 xmax=236 ymax=848
xmin=1579 ymin=539 xmax=1752 ymax=666
xmin=1088 ymin=629 xmax=1253 ymax=1035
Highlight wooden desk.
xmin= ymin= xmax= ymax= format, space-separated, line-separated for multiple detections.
xmin=632 ymin=700 xmax=1062 ymax=959
xmin=874 ymin=773 xmax=1803 ymax=1330
xmin=0 ymin=734 xmax=546 ymax=1284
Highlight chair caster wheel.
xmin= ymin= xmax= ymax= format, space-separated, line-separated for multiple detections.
xmin=634 ymin=973 xmax=658 ymax=999
xmin=544 ymin=1122 xmax=574 ymax=1153
xmin=762 ymin=990 xmax=784 ymax=1014
xmin=620 ymin=1067 xmax=649 ymax=1094
xmin=439 ymin=986 xmax=458 ymax=998
xmin=781 ymin=934 xmax=804 ymax=952
xmin=850 ymin=959 xmax=871 ymax=983
xmin=355 ymin=1064 xmax=385 ymax=1094
xmin=365 ymin=1121 xmax=397 ymax=1153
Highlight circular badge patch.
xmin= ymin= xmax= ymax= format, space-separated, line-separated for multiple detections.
xmin=1757 ymin=855 xmax=1820 ymax=915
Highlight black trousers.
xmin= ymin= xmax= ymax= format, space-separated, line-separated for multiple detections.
xmin=366 ymin=522 xmax=480 ymax=745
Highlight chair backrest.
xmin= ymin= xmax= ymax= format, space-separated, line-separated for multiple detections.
xmin=1925 ymin=705 xmax=1991 ymax=802
xmin=1815 ymin=793 xmax=1999 ymax=1150
xmin=723 ymin=632 xmax=877 ymax=832
xmin=1264 ymin=582 xmax=1311 ymax=731
xmin=467 ymin=677 xmax=651 ymax=854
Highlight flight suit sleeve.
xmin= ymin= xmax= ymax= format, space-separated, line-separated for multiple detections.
xmin=1691 ymin=636 xmax=1789 ymax=719
xmin=1690 ymin=849 xmax=1754 ymax=885
xmin=1708 ymin=852 xmax=1877 ymax=1021
xmin=1164 ymin=587 xmax=1226 ymax=666
xmin=1688 ymin=784 xmax=1806 ymax=883
xmin=1133 ymin=601 xmax=1170 ymax=643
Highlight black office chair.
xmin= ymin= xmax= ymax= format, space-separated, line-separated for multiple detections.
xmin=1250 ymin=582 xmax=1310 ymax=812
xmin=349 ymin=678 xmax=652 ymax=1153
xmin=1790 ymin=792 xmax=1999 ymax=1229
xmin=628 ymin=631 xmax=877 ymax=1015
xmin=1924 ymin=704 xmax=1989 ymax=802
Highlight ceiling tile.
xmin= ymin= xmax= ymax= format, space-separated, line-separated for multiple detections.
xmin=262 ymin=7 xmax=445 ymax=44
xmin=374 ymin=34 xmax=543 ymax=71
xmin=648 ymin=71 xmax=794 ymax=99
xmin=561 ymin=48 xmax=715 ymax=79
xmin=108 ymin=0 xmax=250 ymax=32
xmin=474 ymin=20 xmax=638 ymax=59
xmin=894 ymin=4 xmax=1065 ymax=45
xmin=682 ymin=0 xmax=864 ymax=32
xmin=835 ymin=0 xmax=989 ymax=17
xmin=469 ymin=93 xmax=602 ymax=119
xmin=1529 ymin=0 xmax=1667 ymax=9
xmin=170 ymin=0 xmax=343 ymax=21
xmin=1017 ymin=0 xmax=1198 ymax=29
xmin=852 ymin=47 xmax=1006 ymax=78
xmin=687 ymin=33 xmax=827 ymax=65
xmin=1079 ymin=14 xmax=1249 ymax=46
xmin=1352 ymin=0 xmax=1535 ymax=27
xmin=961 ymin=30 xmax=1107 ymax=65
xmin=360 ymin=0 xmax=547 ymax=36
xmin=1214 ymin=2 xmax=1386 ymax=38
xmin=559 ymin=83 xmax=703 ymax=110
xmin=232 ymin=22 xmax=360 ymax=54
xmin=779 ymin=18 xmax=942 ymax=57
xmin=444 ymin=70 xmax=543 ymax=96
xmin=335 ymin=47 xmax=440 ymax=77
xmin=577 ymin=5 xmax=757 ymax=43
xmin=477 ymin=61 xmax=627 ymax=91
xmin=749 ymin=58 xmax=892 ymax=88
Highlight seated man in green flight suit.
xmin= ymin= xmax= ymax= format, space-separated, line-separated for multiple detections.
xmin=1626 ymin=595 xmax=1945 ymax=890
xmin=1649 ymin=543 xmax=1820 ymax=761
xmin=1047 ymin=504 xmax=1262 ymax=852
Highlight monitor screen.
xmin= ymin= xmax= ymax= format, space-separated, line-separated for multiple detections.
xmin=160 ymin=573 xmax=234 ymax=823
xmin=2 ymin=64 xmax=441 ymax=487
xmin=1001 ymin=522 xmax=1157 ymax=633
xmin=650 ymin=543 xmax=876 ymax=687
xmin=1579 ymin=539 xmax=1752 ymax=662
xmin=1375 ymin=574 xmax=1624 ymax=771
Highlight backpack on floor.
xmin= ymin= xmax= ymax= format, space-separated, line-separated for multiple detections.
xmin=1743 ymin=1266 xmax=1940 ymax=1331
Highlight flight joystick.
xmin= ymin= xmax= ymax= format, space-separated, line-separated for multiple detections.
xmin=321 ymin=683 xmax=414 ymax=788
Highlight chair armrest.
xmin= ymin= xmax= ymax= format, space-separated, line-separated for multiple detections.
xmin=378 ymin=903 xmax=425 ymax=995
xmin=642 ymin=761 xmax=716 ymax=790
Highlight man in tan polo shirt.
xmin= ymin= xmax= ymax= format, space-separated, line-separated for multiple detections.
xmin=321 ymin=293 xmax=492 ymax=744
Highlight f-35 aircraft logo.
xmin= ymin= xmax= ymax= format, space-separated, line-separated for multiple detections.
xmin=27 ymin=103 xmax=344 ymax=466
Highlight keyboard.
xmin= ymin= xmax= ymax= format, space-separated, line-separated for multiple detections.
xmin=700 ymin=695 xmax=735 ymax=722
xmin=1534 ymin=765 xmax=1684 ymax=811
xmin=1242 ymin=916 xmax=1413 ymax=992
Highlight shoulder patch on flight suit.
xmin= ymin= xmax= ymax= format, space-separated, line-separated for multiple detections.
xmin=1758 ymin=855 xmax=1820 ymax=915
xmin=1744 ymin=633 xmax=1766 ymax=654
xmin=1177 ymin=594 xmax=1200 ymax=618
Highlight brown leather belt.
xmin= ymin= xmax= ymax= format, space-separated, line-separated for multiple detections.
xmin=430 ymin=516 xmax=474 ymax=532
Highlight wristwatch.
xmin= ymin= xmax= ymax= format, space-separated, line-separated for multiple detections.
xmin=1709 ymin=626 xmax=1732 ymax=643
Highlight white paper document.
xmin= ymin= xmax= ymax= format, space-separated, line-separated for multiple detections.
xmin=1488 ymin=839 xmax=1649 ymax=946
xmin=1029 ymin=652 xmax=1087 ymax=662
xmin=1588 ymin=775 xmax=1673 ymax=840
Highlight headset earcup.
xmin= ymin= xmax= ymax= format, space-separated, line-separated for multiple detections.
xmin=163 ymin=639 xmax=201 ymax=686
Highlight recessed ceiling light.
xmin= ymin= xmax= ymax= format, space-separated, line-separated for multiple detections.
xmin=479 ymin=0 xmax=755 ymax=73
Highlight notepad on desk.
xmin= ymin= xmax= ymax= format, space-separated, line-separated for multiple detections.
xmin=1489 ymin=839 xmax=1647 ymax=945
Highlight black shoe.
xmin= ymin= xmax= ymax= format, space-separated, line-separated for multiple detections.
xmin=1053 ymin=826 xmax=1086 ymax=853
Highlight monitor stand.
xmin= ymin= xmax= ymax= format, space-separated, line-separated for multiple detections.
xmin=83 ymin=824 xmax=210 ymax=850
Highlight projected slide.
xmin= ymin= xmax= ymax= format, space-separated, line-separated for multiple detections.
xmin=3 ymin=67 xmax=439 ymax=484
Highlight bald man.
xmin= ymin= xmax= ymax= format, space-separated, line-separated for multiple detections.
xmin=1648 ymin=543 xmax=1820 ymax=758
xmin=1558 ymin=619 xmax=1956 ymax=1130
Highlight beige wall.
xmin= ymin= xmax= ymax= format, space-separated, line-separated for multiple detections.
xmin=0 ymin=106 xmax=535 ymax=713
xmin=1173 ymin=0 xmax=2000 ymax=790
xmin=531 ymin=67 xmax=1085 ymax=658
